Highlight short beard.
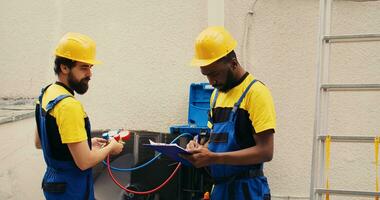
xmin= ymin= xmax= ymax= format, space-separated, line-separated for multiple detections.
xmin=219 ymin=68 xmax=235 ymax=92
xmin=68 ymin=72 xmax=90 ymax=94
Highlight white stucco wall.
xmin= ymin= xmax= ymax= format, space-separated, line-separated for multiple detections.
xmin=1 ymin=0 xmax=379 ymax=199
xmin=226 ymin=1 xmax=319 ymax=197
xmin=0 ymin=0 xmax=208 ymax=132
xmin=226 ymin=0 xmax=380 ymax=199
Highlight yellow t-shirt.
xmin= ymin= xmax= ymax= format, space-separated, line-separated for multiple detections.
xmin=208 ymin=73 xmax=276 ymax=147
xmin=41 ymin=83 xmax=88 ymax=143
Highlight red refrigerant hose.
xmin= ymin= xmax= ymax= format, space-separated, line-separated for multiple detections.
xmin=106 ymin=154 xmax=181 ymax=195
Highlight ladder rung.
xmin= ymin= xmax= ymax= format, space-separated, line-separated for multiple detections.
xmin=323 ymin=33 xmax=380 ymax=43
xmin=315 ymin=188 xmax=380 ymax=197
xmin=344 ymin=0 xmax=380 ymax=1
xmin=321 ymin=84 xmax=380 ymax=91
xmin=318 ymin=135 xmax=378 ymax=143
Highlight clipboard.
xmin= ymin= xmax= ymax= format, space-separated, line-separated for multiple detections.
xmin=144 ymin=140 xmax=193 ymax=166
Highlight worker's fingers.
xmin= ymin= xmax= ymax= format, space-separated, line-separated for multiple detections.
xmin=107 ymin=138 xmax=117 ymax=146
xmin=92 ymin=137 xmax=107 ymax=143
xmin=187 ymin=148 xmax=203 ymax=154
xmin=179 ymin=153 xmax=194 ymax=162
xmin=97 ymin=138 xmax=107 ymax=144
xmin=109 ymin=140 xmax=124 ymax=155
xmin=180 ymin=152 xmax=207 ymax=168
xmin=186 ymin=140 xmax=200 ymax=150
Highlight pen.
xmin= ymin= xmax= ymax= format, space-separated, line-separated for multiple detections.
xmin=194 ymin=134 xmax=199 ymax=143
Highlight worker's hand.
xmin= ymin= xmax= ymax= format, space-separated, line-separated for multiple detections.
xmin=182 ymin=147 xmax=216 ymax=168
xmin=186 ymin=140 xmax=201 ymax=151
xmin=91 ymin=137 xmax=107 ymax=150
xmin=108 ymin=138 xmax=124 ymax=155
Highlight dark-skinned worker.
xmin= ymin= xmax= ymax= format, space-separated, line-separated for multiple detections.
xmin=34 ymin=32 xmax=124 ymax=200
xmin=183 ymin=27 xmax=276 ymax=200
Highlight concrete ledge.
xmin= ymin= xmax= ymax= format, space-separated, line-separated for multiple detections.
xmin=0 ymin=98 xmax=36 ymax=125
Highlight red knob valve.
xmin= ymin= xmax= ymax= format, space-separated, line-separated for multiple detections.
xmin=113 ymin=134 xmax=121 ymax=142
xmin=119 ymin=130 xmax=131 ymax=141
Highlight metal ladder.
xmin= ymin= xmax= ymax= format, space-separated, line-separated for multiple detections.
xmin=309 ymin=0 xmax=380 ymax=199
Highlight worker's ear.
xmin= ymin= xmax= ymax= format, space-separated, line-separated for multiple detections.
xmin=230 ymin=58 xmax=238 ymax=70
xmin=60 ymin=64 xmax=70 ymax=75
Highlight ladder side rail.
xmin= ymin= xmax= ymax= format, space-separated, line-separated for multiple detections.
xmin=310 ymin=0 xmax=333 ymax=199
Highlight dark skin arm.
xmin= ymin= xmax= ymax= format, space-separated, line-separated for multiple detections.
xmin=183 ymin=129 xmax=274 ymax=168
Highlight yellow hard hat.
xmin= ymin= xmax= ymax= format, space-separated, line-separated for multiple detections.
xmin=55 ymin=32 xmax=102 ymax=65
xmin=190 ymin=26 xmax=237 ymax=67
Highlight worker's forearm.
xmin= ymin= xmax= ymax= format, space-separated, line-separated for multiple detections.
xmin=214 ymin=146 xmax=273 ymax=166
xmin=82 ymin=145 xmax=113 ymax=170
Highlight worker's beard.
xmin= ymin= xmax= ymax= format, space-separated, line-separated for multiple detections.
xmin=68 ymin=72 xmax=90 ymax=95
xmin=218 ymin=69 xmax=235 ymax=92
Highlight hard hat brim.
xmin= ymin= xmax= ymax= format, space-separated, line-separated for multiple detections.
xmin=190 ymin=57 xmax=221 ymax=67
xmin=190 ymin=47 xmax=235 ymax=67
xmin=75 ymin=58 xmax=102 ymax=65
xmin=55 ymin=53 xmax=102 ymax=65
xmin=86 ymin=59 xmax=102 ymax=65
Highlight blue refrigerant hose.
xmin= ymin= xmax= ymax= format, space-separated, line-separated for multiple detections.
xmin=102 ymin=132 xmax=193 ymax=172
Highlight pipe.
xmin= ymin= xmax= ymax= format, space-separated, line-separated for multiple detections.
xmin=106 ymin=154 xmax=181 ymax=195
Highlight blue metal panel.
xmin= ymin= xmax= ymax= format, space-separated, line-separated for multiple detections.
xmin=170 ymin=83 xmax=213 ymax=135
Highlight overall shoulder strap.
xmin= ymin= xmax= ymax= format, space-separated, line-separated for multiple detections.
xmin=45 ymin=94 xmax=72 ymax=112
xmin=39 ymin=84 xmax=74 ymax=114
xmin=208 ymin=90 xmax=219 ymax=124
xmin=38 ymin=84 xmax=52 ymax=107
xmin=211 ymin=89 xmax=219 ymax=109
xmin=230 ymin=79 xmax=258 ymax=120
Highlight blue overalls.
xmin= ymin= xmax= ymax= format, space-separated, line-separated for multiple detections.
xmin=37 ymin=86 xmax=95 ymax=200
xmin=208 ymin=80 xmax=271 ymax=200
